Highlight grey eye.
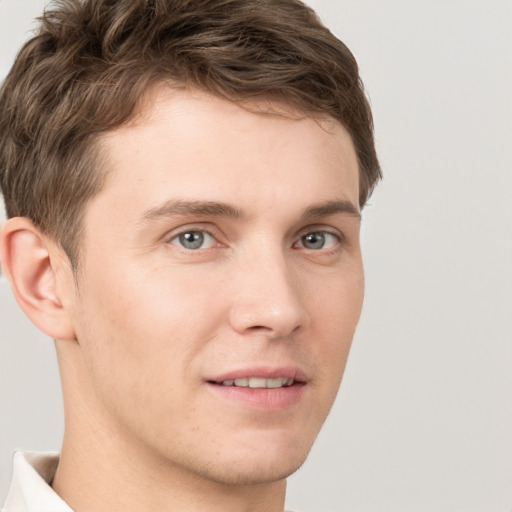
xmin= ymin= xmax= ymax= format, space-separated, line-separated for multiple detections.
xmin=171 ymin=231 xmax=215 ymax=250
xmin=297 ymin=231 xmax=339 ymax=250
xmin=301 ymin=232 xmax=325 ymax=249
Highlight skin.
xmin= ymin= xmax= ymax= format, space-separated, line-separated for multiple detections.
xmin=1 ymin=87 xmax=363 ymax=512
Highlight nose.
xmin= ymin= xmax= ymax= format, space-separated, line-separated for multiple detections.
xmin=228 ymin=248 xmax=309 ymax=339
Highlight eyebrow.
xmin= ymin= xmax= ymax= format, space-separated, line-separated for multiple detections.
xmin=301 ymin=199 xmax=361 ymax=220
xmin=140 ymin=199 xmax=247 ymax=222
xmin=139 ymin=198 xmax=360 ymax=224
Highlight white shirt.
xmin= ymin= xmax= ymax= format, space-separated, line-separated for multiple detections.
xmin=2 ymin=451 xmax=72 ymax=512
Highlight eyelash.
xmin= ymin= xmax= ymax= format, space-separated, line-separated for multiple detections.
xmin=167 ymin=226 xmax=344 ymax=254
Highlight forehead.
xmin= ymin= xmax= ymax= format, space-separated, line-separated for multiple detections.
xmin=91 ymin=86 xmax=359 ymax=223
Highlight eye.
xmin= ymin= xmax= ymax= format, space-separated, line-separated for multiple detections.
xmin=170 ymin=230 xmax=216 ymax=250
xmin=295 ymin=231 xmax=340 ymax=250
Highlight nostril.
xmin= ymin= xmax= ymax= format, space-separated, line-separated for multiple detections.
xmin=247 ymin=325 xmax=273 ymax=333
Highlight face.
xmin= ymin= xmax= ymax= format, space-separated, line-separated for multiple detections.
xmin=66 ymin=87 xmax=363 ymax=486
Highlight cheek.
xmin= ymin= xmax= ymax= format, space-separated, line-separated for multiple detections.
xmin=308 ymin=266 xmax=364 ymax=379
xmin=310 ymin=259 xmax=364 ymax=324
xmin=76 ymin=260 xmax=232 ymax=393
xmin=72 ymin=269 xmax=220 ymax=435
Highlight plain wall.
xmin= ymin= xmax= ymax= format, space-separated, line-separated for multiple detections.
xmin=1 ymin=1 xmax=511 ymax=511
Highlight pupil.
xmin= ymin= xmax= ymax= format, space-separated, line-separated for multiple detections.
xmin=304 ymin=232 xmax=325 ymax=249
xmin=180 ymin=231 xmax=204 ymax=249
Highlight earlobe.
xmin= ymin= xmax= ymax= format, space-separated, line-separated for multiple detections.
xmin=0 ymin=217 xmax=77 ymax=341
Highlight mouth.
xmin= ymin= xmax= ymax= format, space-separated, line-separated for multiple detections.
xmin=205 ymin=368 xmax=307 ymax=410
xmin=208 ymin=377 xmax=295 ymax=389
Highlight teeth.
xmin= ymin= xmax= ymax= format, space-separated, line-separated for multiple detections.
xmin=249 ymin=377 xmax=266 ymax=388
xmin=220 ymin=377 xmax=294 ymax=388
xmin=267 ymin=378 xmax=284 ymax=388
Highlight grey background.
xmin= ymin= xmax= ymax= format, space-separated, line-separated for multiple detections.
xmin=1 ymin=1 xmax=511 ymax=511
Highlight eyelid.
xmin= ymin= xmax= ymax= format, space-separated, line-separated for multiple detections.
xmin=165 ymin=221 xmax=216 ymax=238
xmin=296 ymin=224 xmax=345 ymax=241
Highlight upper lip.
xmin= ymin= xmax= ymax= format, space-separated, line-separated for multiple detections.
xmin=207 ymin=366 xmax=308 ymax=384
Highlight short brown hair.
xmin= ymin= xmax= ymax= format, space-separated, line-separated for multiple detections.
xmin=0 ymin=0 xmax=381 ymax=265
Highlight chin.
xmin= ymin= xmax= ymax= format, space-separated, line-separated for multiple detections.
xmin=198 ymin=454 xmax=308 ymax=487
xmin=185 ymin=437 xmax=315 ymax=487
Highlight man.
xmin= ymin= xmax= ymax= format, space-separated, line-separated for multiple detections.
xmin=0 ymin=0 xmax=380 ymax=510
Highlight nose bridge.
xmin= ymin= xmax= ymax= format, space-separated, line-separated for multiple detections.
xmin=228 ymin=240 xmax=308 ymax=338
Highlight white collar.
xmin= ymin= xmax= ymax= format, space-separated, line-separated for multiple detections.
xmin=2 ymin=451 xmax=73 ymax=512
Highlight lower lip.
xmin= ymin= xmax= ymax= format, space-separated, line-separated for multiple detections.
xmin=206 ymin=382 xmax=306 ymax=411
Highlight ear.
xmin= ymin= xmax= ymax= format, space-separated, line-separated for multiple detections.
xmin=0 ymin=217 xmax=77 ymax=341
